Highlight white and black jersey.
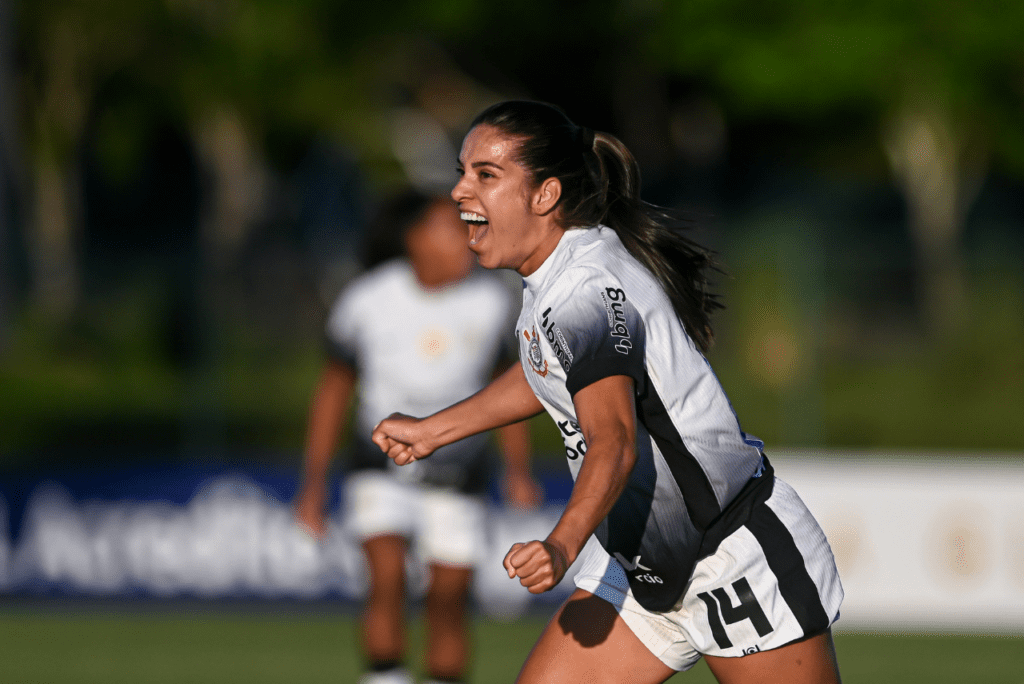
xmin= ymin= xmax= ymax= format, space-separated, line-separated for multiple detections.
xmin=327 ymin=260 xmax=515 ymax=491
xmin=517 ymin=226 xmax=772 ymax=612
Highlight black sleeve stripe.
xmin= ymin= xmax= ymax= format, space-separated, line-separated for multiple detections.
xmin=636 ymin=372 xmax=723 ymax=529
xmin=744 ymin=503 xmax=831 ymax=638
xmin=565 ymin=354 xmax=643 ymax=397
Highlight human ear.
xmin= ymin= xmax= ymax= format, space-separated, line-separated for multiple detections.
xmin=532 ymin=177 xmax=562 ymax=216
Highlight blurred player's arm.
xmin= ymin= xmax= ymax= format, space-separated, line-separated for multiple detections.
xmin=373 ymin=363 xmax=543 ymax=466
xmin=497 ymin=417 xmax=543 ymax=510
xmin=295 ymin=359 xmax=356 ymax=537
xmin=492 ymin=359 xmax=543 ymax=510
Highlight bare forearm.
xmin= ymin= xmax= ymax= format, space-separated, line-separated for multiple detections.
xmin=422 ymin=363 xmax=543 ymax=451
xmin=545 ymin=439 xmax=635 ymax=564
xmin=502 ymin=378 xmax=637 ymax=594
xmin=545 ymin=375 xmax=638 ymax=565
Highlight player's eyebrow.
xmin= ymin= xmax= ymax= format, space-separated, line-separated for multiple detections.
xmin=471 ymin=161 xmax=503 ymax=171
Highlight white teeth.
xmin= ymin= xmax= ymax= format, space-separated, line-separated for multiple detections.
xmin=461 ymin=211 xmax=488 ymax=223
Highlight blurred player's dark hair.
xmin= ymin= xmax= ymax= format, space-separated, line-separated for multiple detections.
xmin=361 ymin=188 xmax=449 ymax=269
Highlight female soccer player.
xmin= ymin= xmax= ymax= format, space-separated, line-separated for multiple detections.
xmin=295 ymin=189 xmax=542 ymax=684
xmin=372 ymin=101 xmax=844 ymax=683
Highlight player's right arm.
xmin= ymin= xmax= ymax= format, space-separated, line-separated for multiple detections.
xmin=372 ymin=362 xmax=543 ymax=465
xmin=295 ymin=359 xmax=356 ymax=537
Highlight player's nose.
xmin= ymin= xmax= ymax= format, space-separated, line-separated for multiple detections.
xmin=451 ymin=175 xmax=471 ymax=204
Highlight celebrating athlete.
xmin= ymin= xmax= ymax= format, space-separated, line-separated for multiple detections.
xmin=372 ymin=101 xmax=843 ymax=683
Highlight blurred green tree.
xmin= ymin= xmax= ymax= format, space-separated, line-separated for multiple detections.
xmin=646 ymin=0 xmax=1024 ymax=337
xmin=5 ymin=0 xmax=1022 ymax=455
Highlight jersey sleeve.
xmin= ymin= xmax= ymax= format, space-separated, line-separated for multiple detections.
xmin=323 ymin=286 xmax=360 ymax=367
xmin=539 ymin=269 xmax=646 ymax=397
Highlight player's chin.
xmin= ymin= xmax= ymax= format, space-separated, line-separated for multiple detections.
xmin=468 ymin=244 xmax=500 ymax=270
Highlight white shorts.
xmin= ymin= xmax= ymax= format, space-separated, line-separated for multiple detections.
xmin=344 ymin=470 xmax=486 ymax=567
xmin=573 ymin=477 xmax=844 ymax=671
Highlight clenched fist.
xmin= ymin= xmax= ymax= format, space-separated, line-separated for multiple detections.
xmin=371 ymin=413 xmax=437 ymax=465
xmin=503 ymin=539 xmax=570 ymax=594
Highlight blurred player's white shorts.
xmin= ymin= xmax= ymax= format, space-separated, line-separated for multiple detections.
xmin=344 ymin=470 xmax=486 ymax=567
xmin=573 ymin=476 xmax=844 ymax=671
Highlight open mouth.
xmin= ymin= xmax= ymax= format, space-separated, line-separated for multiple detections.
xmin=461 ymin=212 xmax=489 ymax=246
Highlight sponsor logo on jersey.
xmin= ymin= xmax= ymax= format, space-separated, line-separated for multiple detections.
xmin=540 ymin=307 xmax=573 ymax=371
xmin=599 ymin=287 xmax=633 ymax=354
xmin=522 ymin=327 xmax=548 ymax=377
xmin=557 ymin=419 xmax=586 ymax=460
xmin=613 ymin=551 xmax=652 ymax=572
xmin=614 ymin=552 xmax=664 ymax=584
xmin=557 ymin=419 xmax=582 ymax=438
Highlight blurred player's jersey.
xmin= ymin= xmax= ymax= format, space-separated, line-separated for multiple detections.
xmin=517 ymin=226 xmax=768 ymax=612
xmin=326 ymin=259 xmax=516 ymax=491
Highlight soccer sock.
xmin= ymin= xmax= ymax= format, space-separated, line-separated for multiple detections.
xmin=357 ymin=661 xmax=413 ymax=684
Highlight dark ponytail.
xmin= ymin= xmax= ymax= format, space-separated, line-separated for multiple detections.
xmin=471 ymin=100 xmax=722 ymax=353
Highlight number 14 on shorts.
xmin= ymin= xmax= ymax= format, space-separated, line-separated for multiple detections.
xmin=697 ymin=577 xmax=774 ymax=650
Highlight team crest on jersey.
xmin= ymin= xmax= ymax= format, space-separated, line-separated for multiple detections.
xmin=417 ymin=327 xmax=449 ymax=358
xmin=523 ymin=327 xmax=548 ymax=377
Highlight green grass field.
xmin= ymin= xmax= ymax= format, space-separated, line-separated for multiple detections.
xmin=1 ymin=607 xmax=1022 ymax=683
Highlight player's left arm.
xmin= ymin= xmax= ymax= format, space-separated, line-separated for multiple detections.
xmin=504 ymin=374 xmax=637 ymax=592
xmin=504 ymin=272 xmax=646 ymax=592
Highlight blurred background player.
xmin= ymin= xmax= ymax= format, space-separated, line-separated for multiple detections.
xmin=293 ymin=188 xmax=542 ymax=684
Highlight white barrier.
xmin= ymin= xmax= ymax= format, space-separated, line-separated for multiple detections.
xmin=772 ymin=452 xmax=1024 ymax=634
xmin=3 ymin=454 xmax=1023 ymax=633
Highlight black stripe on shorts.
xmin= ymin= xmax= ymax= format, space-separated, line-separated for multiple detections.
xmin=744 ymin=502 xmax=830 ymax=638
